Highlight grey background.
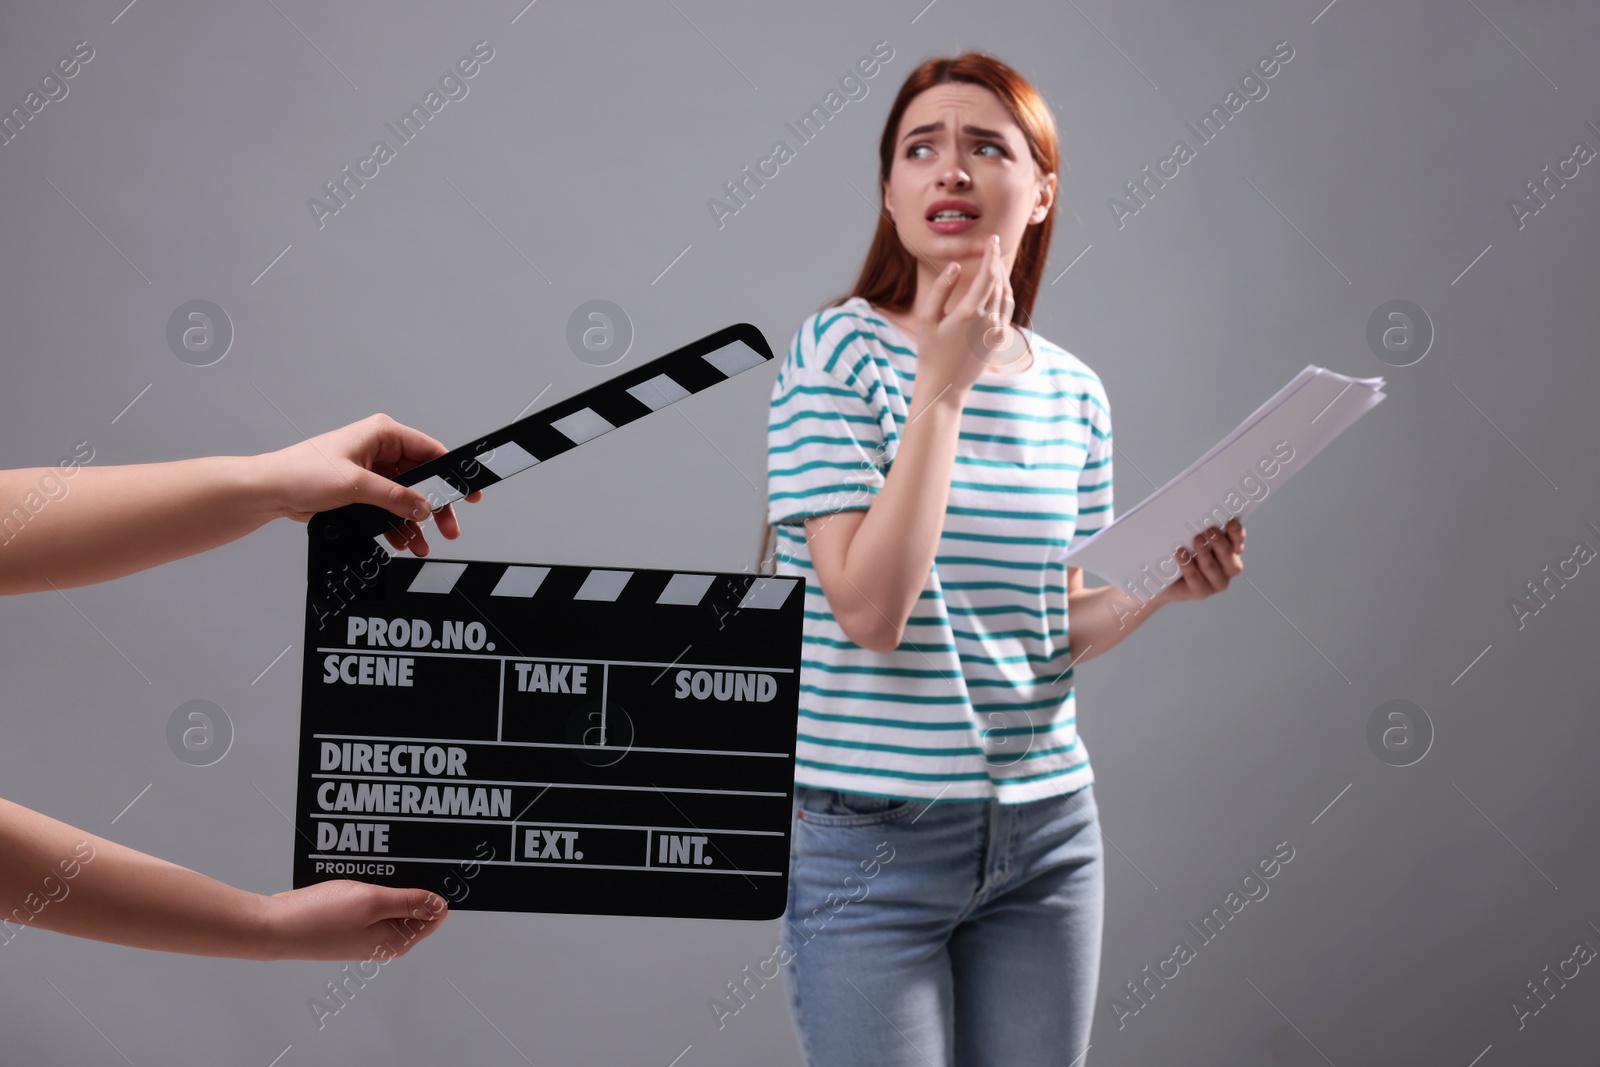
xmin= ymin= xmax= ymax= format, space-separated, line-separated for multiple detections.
xmin=2 ymin=0 xmax=1597 ymax=1064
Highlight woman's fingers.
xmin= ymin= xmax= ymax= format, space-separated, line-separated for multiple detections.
xmin=974 ymin=237 xmax=995 ymax=312
xmin=385 ymin=519 xmax=428 ymax=556
xmin=1173 ymin=546 xmax=1202 ymax=596
xmin=367 ymin=415 xmax=451 ymax=476
xmin=915 ymin=261 xmax=962 ymax=328
xmin=953 ymin=237 xmax=999 ymax=321
xmin=999 ymin=257 xmax=1016 ymax=325
xmin=1172 ymin=536 xmax=1216 ymax=596
xmin=433 ymin=502 xmax=463 ymax=540
xmin=1191 ymin=530 xmax=1229 ymax=590
xmin=987 ymin=236 xmax=1005 ymax=319
xmin=1166 ymin=522 xmax=1247 ymax=602
xmin=1207 ymin=520 xmax=1245 ymax=577
xmin=988 ymin=248 xmax=1005 ymax=325
xmin=381 ymin=489 xmax=482 ymax=553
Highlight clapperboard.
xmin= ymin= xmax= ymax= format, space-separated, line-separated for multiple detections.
xmin=291 ymin=323 xmax=802 ymax=920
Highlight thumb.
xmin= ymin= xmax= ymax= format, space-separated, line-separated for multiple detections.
xmin=914 ymin=261 xmax=960 ymax=327
xmin=373 ymin=886 xmax=448 ymax=923
xmin=369 ymin=886 xmax=448 ymax=957
xmin=348 ymin=466 xmax=430 ymax=521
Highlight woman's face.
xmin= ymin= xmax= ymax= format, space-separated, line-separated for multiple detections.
xmin=882 ymin=82 xmax=1055 ymax=273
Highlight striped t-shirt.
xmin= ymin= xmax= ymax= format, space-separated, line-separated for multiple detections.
xmin=765 ymin=296 xmax=1114 ymax=804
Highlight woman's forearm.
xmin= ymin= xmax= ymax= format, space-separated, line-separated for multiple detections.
xmin=0 ymin=415 xmax=487 ymax=597
xmin=0 ymin=799 xmax=274 ymax=959
xmin=837 ymin=388 xmax=969 ymax=650
xmin=1065 ymin=582 xmax=1171 ymax=665
xmin=0 ymin=455 xmax=279 ymax=595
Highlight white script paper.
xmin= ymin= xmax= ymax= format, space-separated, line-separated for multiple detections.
xmin=1062 ymin=365 xmax=1387 ymax=598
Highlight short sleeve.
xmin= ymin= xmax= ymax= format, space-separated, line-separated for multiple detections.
xmin=766 ymin=327 xmax=889 ymax=527
xmin=1074 ymin=377 xmax=1113 ymax=538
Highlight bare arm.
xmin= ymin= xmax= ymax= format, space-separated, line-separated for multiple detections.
xmin=0 ymin=798 xmax=446 ymax=961
xmin=0 ymin=413 xmax=476 ymax=959
xmin=805 ymin=390 xmax=967 ymax=653
xmin=0 ymin=413 xmax=481 ymax=596
xmin=0 ymin=456 xmax=280 ymax=594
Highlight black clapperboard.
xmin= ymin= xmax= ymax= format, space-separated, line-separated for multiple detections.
xmin=292 ymin=324 xmax=802 ymax=920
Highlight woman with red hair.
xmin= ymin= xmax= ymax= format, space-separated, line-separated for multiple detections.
xmin=762 ymin=52 xmax=1245 ymax=1064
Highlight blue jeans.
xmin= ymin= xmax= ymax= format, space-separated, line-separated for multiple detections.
xmin=781 ymin=783 xmax=1105 ymax=1067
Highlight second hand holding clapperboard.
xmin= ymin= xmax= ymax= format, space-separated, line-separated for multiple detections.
xmin=292 ymin=324 xmax=801 ymax=921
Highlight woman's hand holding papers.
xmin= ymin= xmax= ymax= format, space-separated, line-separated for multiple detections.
xmin=1155 ymin=518 xmax=1246 ymax=605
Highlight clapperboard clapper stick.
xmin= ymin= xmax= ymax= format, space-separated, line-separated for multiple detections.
xmin=293 ymin=323 xmax=803 ymax=920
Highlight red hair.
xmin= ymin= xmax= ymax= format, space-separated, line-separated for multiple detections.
xmin=758 ymin=52 xmax=1062 ymax=572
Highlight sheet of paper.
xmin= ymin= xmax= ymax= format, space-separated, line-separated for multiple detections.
xmin=1062 ymin=365 xmax=1387 ymax=597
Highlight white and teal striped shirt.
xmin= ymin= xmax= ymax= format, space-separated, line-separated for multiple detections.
xmin=765 ymin=296 xmax=1114 ymax=804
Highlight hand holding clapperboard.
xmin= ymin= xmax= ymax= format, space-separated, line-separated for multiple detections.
xmin=293 ymin=323 xmax=802 ymax=920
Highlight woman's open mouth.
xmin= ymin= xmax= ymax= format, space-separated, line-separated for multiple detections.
xmin=926 ymin=201 xmax=980 ymax=234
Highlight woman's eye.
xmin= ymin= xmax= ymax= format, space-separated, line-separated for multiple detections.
xmin=906 ymin=140 xmax=1008 ymax=160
